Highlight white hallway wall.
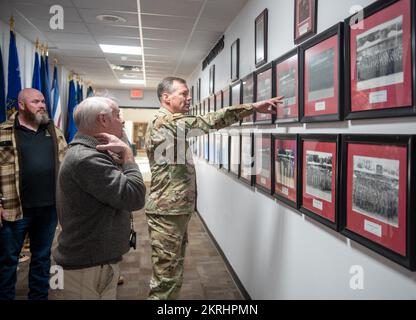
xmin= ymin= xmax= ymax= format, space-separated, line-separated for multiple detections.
xmin=188 ymin=0 xmax=416 ymax=299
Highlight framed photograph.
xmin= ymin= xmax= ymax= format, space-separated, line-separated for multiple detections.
xmin=255 ymin=8 xmax=268 ymax=68
xmin=300 ymin=22 xmax=344 ymax=122
xmin=230 ymin=81 xmax=242 ymax=126
xmin=274 ymin=48 xmax=300 ymax=123
xmin=255 ymin=63 xmax=274 ymax=124
xmin=209 ymin=95 xmax=215 ymax=112
xmin=209 ymin=64 xmax=215 ymax=95
xmin=191 ymin=85 xmax=194 ymax=106
xmin=203 ymin=134 xmax=209 ymax=162
xmin=214 ymin=133 xmax=222 ymax=169
xmin=273 ymin=134 xmax=300 ymax=209
xmin=231 ymin=38 xmax=240 ymax=81
xmin=241 ymin=73 xmax=255 ymax=125
xmin=294 ymin=0 xmax=318 ymax=44
xmin=221 ymin=133 xmax=230 ymax=172
xmin=199 ymin=135 xmax=204 ymax=159
xmin=197 ymin=78 xmax=201 ymax=103
xmin=215 ymin=91 xmax=223 ymax=110
xmin=300 ymin=134 xmax=340 ymax=231
xmin=198 ymin=103 xmax=202 ymax=116
xmin=240 ymin=133 xmax=254 ymax=186
xmin=345 ymin=0 xmax=416 ymax=120
xmin=209 ymin=133 xmax=215 ymax=165
xmin=229 ymin=133 xmax=241 ymax=178
xmin=340 ymin=134 xmax=416 ymax=270
xmin=202 ymin=99 xmax=206 ymax=115
xmin=254 ymin=133 xmax=273 ymax=195
xmin=222 ymin=87 xmax=230 ymax=108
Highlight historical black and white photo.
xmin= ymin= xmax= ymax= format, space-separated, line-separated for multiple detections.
xmin=306 ymin=150 xmax=333 ymax=202
xmin=278 ymin=66 xmax=297 ymax=107
xmin=276 ymin=147 xmax=296 ymax=188
xmin=256 ymin=14 xmax=265 ymax=63
xmin=356 ymin=15 xmax=403 ymax=91
xmin=298 ymin=0 xmax=310 ymax=24
xmin=308 ymin=48 xmax=335 ymax=101
xmin=352 ymin=155 xmax=399 ymax=227
xmin=255 ymin=141 xmax=271 ymax=178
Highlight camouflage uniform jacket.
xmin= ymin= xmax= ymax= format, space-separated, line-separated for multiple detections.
xmin=0 ymin=112 xmax=67 ymax=221
xmin=145 ymin=104 xmax=253 ymax=215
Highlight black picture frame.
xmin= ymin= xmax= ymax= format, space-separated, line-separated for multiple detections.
xmin=294 ymin=0 xmax=318 ymax=45
xmin=209 ymin=64 xmax=215 ymax=95
xmin=255 ymin=62 xmax=275 ymax=124
xmin=239 ymin=132 xmax=254 ymax=187
xmin=197 ymin=78 xmax=201 ymax=103
xmin=215 ymin=90 xmax=223 ymax=111
xmin=209 ymin=132 xmax=215 ymax=165
xmin=229 ymin=132 xmax=241 ymax=178
xmin=299 ymin=22 xmax=344 ymax=123
xmin=254 ymin=133 xmax=273 ymax=195
xmin=241 ymin=73 xmax=256 ymax=126
xmin=191 ymin=85 xmax=194 ymax=106
xmin=340 ymin=134 xmax=416 ymax=270
xmin=344 ymin=0 xmax=416 ymax=120
xmin=299 ymin=134 xmax=341 ymax=231
xmin=209 ymin=95 xmax=215 ymax=112
xmin=222 ymin=87 xmax=230 ymax=108
xmin=272 ymin=134 xmax=300 ymax=210
xmin=274 ymin=48 xmax=300 ymax=123
xmin=230 ymin=80 xmax=242 ymax=126
xmin=214 ymin=133 xmax=222 ymax=169
xmin=231 ymin=38 xmax=240 ymax=81
xmin=255 ymin=8 xmax=268 ymax=68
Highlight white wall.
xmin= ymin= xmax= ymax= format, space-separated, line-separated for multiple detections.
xmin=189 ymin=0 xmax=416 ymax=299
xmin=102 ymin=88 xmax=159 ymax=108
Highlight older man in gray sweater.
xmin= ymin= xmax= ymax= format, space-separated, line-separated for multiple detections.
xmin=53 ymin=96 xmax=146 ymax=299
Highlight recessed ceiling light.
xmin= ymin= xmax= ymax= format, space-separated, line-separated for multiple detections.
xmin=100 ymin=44 xmax=142 ymax=55
xmin=96 ymin=14 xmax=127 ymax=23
xmin=119 ymin=79 xmax=145 ymax=85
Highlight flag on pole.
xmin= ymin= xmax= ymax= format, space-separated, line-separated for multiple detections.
xmin=76 ymin=80 xmax=82 ymax=104
xmin=45 ymin=52 xmax=51 ymax=115
xmin=0 ymin=45 xmax=6 ymax=123
xmin=66 ymin=77 xmax=77 ymax=142
xmin=40 ymin=49 xmax=51 ymax=117
xmin=6 ymin=17 xmax=22 ymax=118
xmin=32 ymin=40 xmax=41 ymax=91
xmin=51 ymin=61 xmax=62 ymax=130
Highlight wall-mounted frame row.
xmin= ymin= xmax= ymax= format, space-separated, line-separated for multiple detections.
xmin=190 ymin=0 xmax=416 ymax=122
xmin=190 ymin=133 xmax=416 ymax=270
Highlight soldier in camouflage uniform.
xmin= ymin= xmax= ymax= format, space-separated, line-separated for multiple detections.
xmin=145 ymin=77 xmax=283 ymax=299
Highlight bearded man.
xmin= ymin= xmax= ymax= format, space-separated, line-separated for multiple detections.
xmin=0 ymin=88 xmax=67 ymax=300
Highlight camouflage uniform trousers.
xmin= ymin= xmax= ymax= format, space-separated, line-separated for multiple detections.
xmin=146 ymin=213 xmax=192 ymax=300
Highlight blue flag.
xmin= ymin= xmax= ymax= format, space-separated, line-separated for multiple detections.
xmin=40 ymin=54 xmax=51 ymax=117
xmin=66 ymin=79 xmax=77 ymax=142
xmin=6 ymin=30 xmax=22 ymax=117
xmin=51 ymin=64 xmax=62 ymax=130
xmin=0 ymin=45 xmax=6 ymax=123
xmin=31 ymin=51 xmax=41 ymax=91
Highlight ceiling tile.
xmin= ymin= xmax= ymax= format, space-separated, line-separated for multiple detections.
xmin=71 ymin=0 xmax=138 ymax=12
xmin=140 ymin=0 xmax=203 ymax=17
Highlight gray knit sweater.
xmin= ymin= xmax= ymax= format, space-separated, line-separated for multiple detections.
xmin=53 ymin=133 xmax=146 ymax=268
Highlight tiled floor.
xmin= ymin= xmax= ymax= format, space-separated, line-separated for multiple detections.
xmin=15 ymin=204 xmax=243 ymax=300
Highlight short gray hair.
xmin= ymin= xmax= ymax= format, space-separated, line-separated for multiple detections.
xmin=157 ymin=77 xmax=187 ymax=101
xmin=74 ymin=96 xmax=116 ymax=130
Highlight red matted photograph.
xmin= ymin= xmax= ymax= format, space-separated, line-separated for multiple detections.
xmin=273 ymin=134 xmax=299 ymax=209
xmin=300 ymin=135 xmax=340 ymax=230
xmin=215 ymin=90 xmax=223 ymax=110
xmin=254 ymin=134 xmax=272 ymax=195
xmin=345 ymin=0 xmax=416 ymax=120
xmin=274 ymin=48 xmax=299 ymax=123
xmin=300 ymin=22 xmax=343 ymax=122
xmin=294 ymin=0 xmax=317 ymax=44
xmin=222 ymin=87 xmax=230 ymax=108
xmin=340 ymin=135 xmax=416 ymax=270
xmin=255 ymin=63 xmax=274 ymax=124
xmin=241 ymin=73 xmax=255 ymax=125
xmin=209 ymin=95 xmax=215 ymax=112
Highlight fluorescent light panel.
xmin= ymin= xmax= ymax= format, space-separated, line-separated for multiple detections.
xmin=99 ymin=44 xmax=142 ymax=55
xmin=119 ymin=79 xmax=145 ymax=84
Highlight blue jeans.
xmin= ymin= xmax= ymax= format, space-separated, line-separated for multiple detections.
xmin=0 ymin=206 xmax=57 ymax=300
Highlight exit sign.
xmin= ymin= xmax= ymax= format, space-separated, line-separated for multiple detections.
xmin=130 ymin=89 xmax=143 ymax=99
